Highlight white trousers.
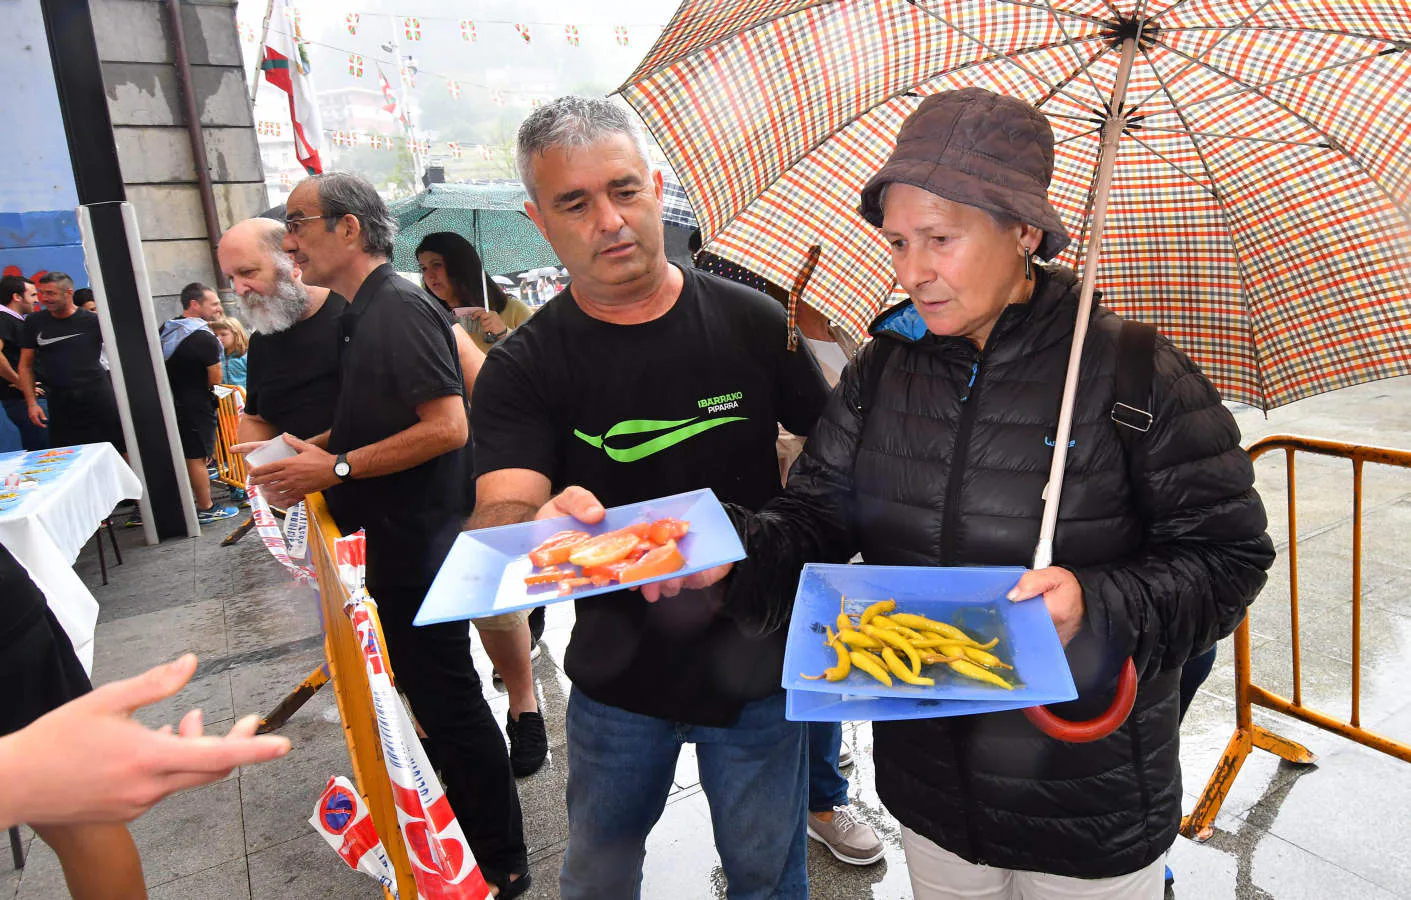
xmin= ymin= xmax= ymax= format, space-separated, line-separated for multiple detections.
xmin=900 ymin=825 xmax=1166 ymax=900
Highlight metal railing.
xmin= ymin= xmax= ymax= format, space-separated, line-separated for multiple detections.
xmin=1181 ymin=434 xmax=1411 ymax=841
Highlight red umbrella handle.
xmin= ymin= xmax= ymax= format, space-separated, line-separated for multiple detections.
xmin=1022 ymin=657 xmax=1138 ymax=743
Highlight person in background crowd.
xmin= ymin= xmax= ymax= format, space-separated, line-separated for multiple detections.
xmin=246 ymin=172 xmax=530 ymax=897
xmin=470 ymin=96 xmax=830 ymax=899
xmin=0 ymin=274 xmax=47 ymax=450
xmin=19 ymin=272 xmax=125 ymax=454
xmin=73 ymin=288 xmax=97 ymax=313
xmin=416 ymin=231 xmax=535 ymax=354
xmin=415 ymin=229 xmax=546 ymax=775
xmin=219 ymin=218 xmax=348 ymax=444
xmin=210 ymin=317 xmax=248 ymax=389
xmin=160 ymin=282 xmax=237 ymax=524
xmin=687 ymin=235 xmax=883 ymax=866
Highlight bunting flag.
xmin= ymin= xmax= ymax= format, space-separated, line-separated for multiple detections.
xmin=400 ymin=64 xmax=416 ymax=89
xmin=279 ymin=171 xmax=292 ymax=187
xmin=369 ymin=134 xmax=385 ymax=150
xmin=515 ymin=23 xmax=531 ymax=44
xmin=345 ymin=12 xmax=358 ymax=35
xmin=489 ymin=89 xmax=505 ymax=107
xmin=459 ymin=19 xmax=476 ymax=42
xmin=447 ymin=141 xmax=462 ymax=159
xmin=478 ymin=145 xmax=493 ymax=160
xmin=377 ymin=68 xmax=398 ymax=115
xmin=447 ymin=79 xmax=461 ymax=99
xmin=240 ymin=22 xmax=256 ymax=44
xmin=615 ymin=25 xmax=630 ymax=46
xmin=403 ymin=17 xmax=421 ymax=40
xmin=564 ymin=25 xmax=580 ymax=46
xmin=257 ymin=120 xmax=283 ymax=136
xmin=347 ymin=54 xmax=363 ymax=77
xmin=260 ymin=0 xmax=324 ymax=174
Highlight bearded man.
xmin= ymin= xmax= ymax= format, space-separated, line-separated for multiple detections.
xmin=217 ymin=218 xmax=347 ymax=442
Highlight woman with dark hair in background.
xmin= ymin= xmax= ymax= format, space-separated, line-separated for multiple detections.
xmin=416 ymin=231 xmax=534 ymax=354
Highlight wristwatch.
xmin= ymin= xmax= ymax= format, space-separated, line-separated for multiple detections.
xmin=333 ymin=453 xmax=352 ymax=482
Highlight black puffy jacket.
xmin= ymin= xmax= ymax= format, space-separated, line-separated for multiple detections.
xmin=725 ymin=265 xmax=1275 ymax=878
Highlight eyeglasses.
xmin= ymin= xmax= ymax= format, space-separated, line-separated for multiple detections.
xmin=284 ymin=214 xmax=339 ymax=236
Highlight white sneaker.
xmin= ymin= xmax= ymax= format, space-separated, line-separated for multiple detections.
xmin=838 ymin=738 xmax=854 ymax=769
xmin=807 ymin=805 xmax=884 ymax=866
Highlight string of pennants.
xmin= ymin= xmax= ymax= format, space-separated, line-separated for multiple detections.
xmin=290 ymin=127 xmax=505 ymax=162
xmin=342 ymin=12 xmax=643 ymax=47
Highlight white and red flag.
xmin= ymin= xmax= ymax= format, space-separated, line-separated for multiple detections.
xmin=259 ymin=0 xmax=324 ymax=174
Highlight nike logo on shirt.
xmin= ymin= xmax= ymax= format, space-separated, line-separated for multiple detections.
xmin=36 ymin=334 xmax=80 ymax=346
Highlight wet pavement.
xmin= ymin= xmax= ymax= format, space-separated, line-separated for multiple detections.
xmin=6 ymin=375 xmax=1411 ymax=899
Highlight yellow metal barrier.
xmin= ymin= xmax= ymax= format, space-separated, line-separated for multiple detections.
xmin=211 ymin=385 xmax=248 ymax=491
xmin=1181 ymin=434 xmax=1411 ymax=841
xmin=306 ymin=492 xmax=418 ymax=898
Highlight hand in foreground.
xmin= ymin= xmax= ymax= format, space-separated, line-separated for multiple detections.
xmin=247 ymin=434 xmax=336 ymax=507
xmin=534 ymin=485 xmax=607 ymax=524
xmin=638 ymin=563 xmax=733 ymax=603
xmin=1007 ymin=566 xmax=1085 ymax=646
xmin=0 ymin=654 xmax=292 ymax=827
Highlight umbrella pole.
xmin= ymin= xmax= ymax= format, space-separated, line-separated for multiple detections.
xmin=1032 ymin=33 xmax=1140 ymax=571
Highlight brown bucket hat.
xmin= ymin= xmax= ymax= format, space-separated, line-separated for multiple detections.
xmin=859 ymin=88 xmax=1072 ymax=260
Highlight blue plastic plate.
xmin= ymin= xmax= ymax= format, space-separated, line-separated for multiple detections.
xmin=414 ymin=488 xmax=745 ymax=625
xmin=780 ymin=564 xmax=1077 ymax=715
xmin=786 ymin=686 xmax=1035 ymax=722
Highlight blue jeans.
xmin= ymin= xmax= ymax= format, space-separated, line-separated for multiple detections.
xmin=807 ymin=721 xmax=850 ymax=812
xmin=560 ymin=689 xmax=808 ymax=900
xmin=2 ymin=398 xmax=48 ymax=451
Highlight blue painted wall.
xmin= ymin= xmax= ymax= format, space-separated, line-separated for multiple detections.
xmin=1 ymin=0 xmax=86 ymax=286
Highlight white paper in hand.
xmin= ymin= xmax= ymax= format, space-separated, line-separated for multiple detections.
xmin=245 ymin=435 xmax=300 ymax=468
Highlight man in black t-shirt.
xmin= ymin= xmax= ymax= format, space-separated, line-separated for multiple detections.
xmin=471 ymin=97 xmax=830 ymax=899
xmin=19 ymin=272 xmax=125 ymax=453
xmin=161 ymin=282 xmax=236 ymax=523
xmin=0 ymin=275 xmax=46 ymax=449
xmin=246 ymin=173 xmax=529 ymax=897
xmin=218 ymin=218 xmax=347 ymax=442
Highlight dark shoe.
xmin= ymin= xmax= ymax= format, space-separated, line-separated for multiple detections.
xmin=528 ymin=605 xmax=546 ymax=644
xmin=491 ymin=870 xmax=532 ymax=900
xmin=505 ymin=710 xmax=547 ymax=778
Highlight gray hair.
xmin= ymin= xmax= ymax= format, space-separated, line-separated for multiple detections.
xmin=309 ymin=172 xmax=397 ymax=259
xmin=37 ymin=271 xmax=74 ymax=291
xmin=516 ymin=97 xmax=653 ymax=201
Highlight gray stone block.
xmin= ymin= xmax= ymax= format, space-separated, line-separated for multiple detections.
xmin=187 ymin=3 xmax=243 ymax=68
xmin=214 ymin=181 xmax=270 ymax=232
xmin=128 ymin=184 xmax=207 ymax=240
xmin=204 ymin=127 xmax=265 ymax=182
xmin=93 ymin=0 xmax=169 ymax=65
xmin=115 ymin=126 xmax=197 ymax=183
xmin=104 ymin=62 xmax=180 ymax=127
xmin=194 ymin=67 xmax=255 ymax=128
xmin=140 ymin=239 xmax=218 ymax=296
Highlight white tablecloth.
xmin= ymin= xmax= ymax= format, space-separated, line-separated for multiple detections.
xmin=0 ymin=444 xmax=142 ymax=673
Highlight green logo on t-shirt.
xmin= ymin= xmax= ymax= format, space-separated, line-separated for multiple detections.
xmin=574 ymin=415 xmax=745 ymax=463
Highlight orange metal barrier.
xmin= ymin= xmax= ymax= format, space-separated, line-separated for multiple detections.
xmin=306 ymin=492 xmax=418 ymax=898
xmin=1181 ymin=434 xmax=1411 ymax=841
xmin=211 ymin=385 xmax=248 ymax=492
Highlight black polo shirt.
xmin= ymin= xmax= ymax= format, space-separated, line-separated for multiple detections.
xmin=245 ymin=293 xmax=347 ymax=438
xmin=323 ymin=264 xmax=466 ymax=598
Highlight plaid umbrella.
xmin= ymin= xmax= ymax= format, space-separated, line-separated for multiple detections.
xmin=619 ymin=1 xmax=1411 ymax=413
xmin=390 ymin=182 xmax=561 ymax=277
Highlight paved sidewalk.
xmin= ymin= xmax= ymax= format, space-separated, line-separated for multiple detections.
xmin=6 ymin=375 xmax=1411 ymax=899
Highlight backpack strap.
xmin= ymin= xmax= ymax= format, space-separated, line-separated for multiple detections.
xmin=1111 ymin=318 xmax=1158 ymax=472
xmin=858 ymin=338 xmax=898 ymax=415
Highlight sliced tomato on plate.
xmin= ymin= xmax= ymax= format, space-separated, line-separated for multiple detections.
xmin=524 ymin=567 xmax=573 ymax=586
xmin=619 ymin=539 xmax=686 ymax=583
xmin=528 ymin=530 xmax=591 ymax=568
xmin=648 ymin=518 xmax=690 ymax=545
xmin=568 ymin=530 xmax=642 ymax=568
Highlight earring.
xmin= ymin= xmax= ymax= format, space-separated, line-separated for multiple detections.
xmin=1023 ymin=246 xmax=1033 ymax=281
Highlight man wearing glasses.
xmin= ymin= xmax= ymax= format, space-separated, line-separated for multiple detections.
xmin=245 ymin=173 xmax=531 ymax=897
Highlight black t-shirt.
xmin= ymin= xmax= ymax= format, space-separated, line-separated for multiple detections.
xmin=472 ymin=266 xmax=830 ymax=726
xmin=246 ymin=293 xmax=347 ymax=438
xmin=20 ymin=308 xmax=107 ymax=391
xmin=0 ymin=311 xmax=24 ymax=402
xmin=324 ymin=266 xmax=466 ymax=600
xmin=163 ymin=320 xmax=222 ymax=415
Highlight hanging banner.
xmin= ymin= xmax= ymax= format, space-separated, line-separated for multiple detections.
xmin=260 ymin=0 xmax=325 ymax=173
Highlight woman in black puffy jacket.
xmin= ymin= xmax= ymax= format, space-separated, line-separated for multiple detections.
xmin=665 ymin=88 xmax=1276 ymax=898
